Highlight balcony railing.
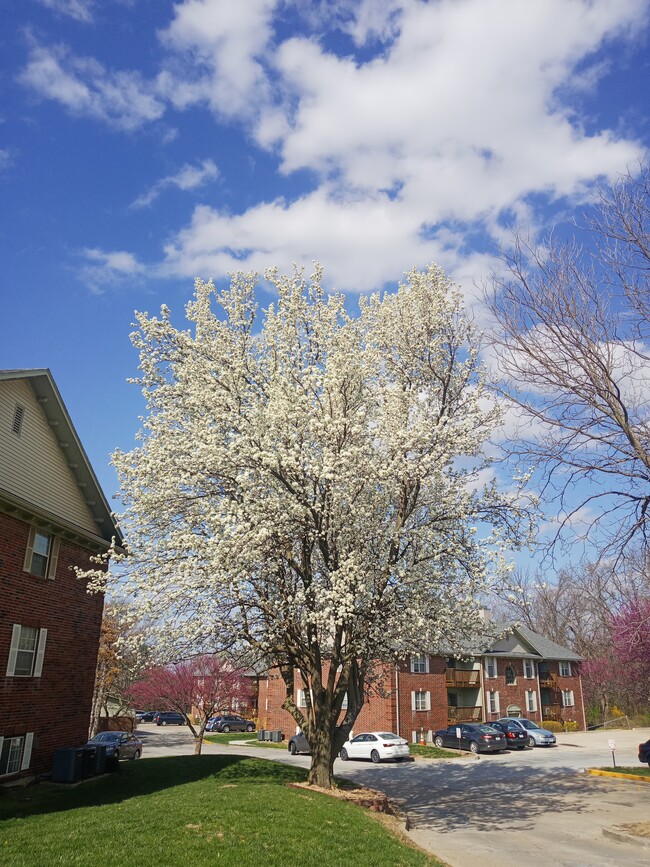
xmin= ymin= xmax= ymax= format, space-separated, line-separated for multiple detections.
xmin=447 ymin=706 xmax=482 ymax=723
xmin=446 ymin=669 xmax=481 ymax=687
xmin=538 ymin=672 xmax=557 ymax=687
xmin=542 ymin=704 xmax=562 ymax=722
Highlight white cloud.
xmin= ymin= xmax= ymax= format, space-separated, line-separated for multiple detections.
xmin=131 ymin=159 xmax=219 ymax=209
xmin=19 ymin=42 xmax=164 ymax=131
xmin=0 ymin=149 xmax=12 ymax=170
xmin=38 ymin=0 xmax=94 ymax=23
xmin=80 ymin=247 xmax=146 ymax=293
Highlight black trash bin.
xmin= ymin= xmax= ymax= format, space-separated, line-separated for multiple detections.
xmin=270 ymin=730 xmax=283 ymax=743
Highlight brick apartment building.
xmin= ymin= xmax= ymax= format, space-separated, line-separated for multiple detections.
xmin=0 ymin=369 xmax=121 ymax=781
xmin=258 ymin=623 xmax=586 ymax=742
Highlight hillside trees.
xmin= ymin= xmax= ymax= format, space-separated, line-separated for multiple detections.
xmin=485 ymin=164 xmax=650 ymax=563
xmin=85 ymin=263 xmax=534 ymax=787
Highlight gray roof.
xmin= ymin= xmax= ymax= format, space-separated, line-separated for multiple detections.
xmin=510 ymin=624 xmax=583 ymax=662
xmin=0 ymin=368 xmax=123 ymax=547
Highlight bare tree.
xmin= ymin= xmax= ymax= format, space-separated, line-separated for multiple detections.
xmin=486 ymin=163 xmax=650 ymax=562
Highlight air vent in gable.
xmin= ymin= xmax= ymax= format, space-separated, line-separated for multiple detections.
xmin=12 ymin=404 xmax=25 ymax=436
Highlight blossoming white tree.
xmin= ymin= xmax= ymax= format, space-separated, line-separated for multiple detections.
xmin=91 ymin=263 xmax=532 ymax=787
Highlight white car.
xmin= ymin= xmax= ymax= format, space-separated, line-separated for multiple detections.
xmin=497 ymin=717 xmax=557 ymax=747
xmin=339 ymin=731 xmax=410 ymax=763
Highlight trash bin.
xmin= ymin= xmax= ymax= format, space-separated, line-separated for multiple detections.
xmin=270 ymin=730 xmax=283 ymax=743
xmin=263 ymin=730 xmax=271 ymax=741
xmin=257 ymin=730 xmax=266 ymax=741
xmin=52 ymin=747 xmax=84 ymax=783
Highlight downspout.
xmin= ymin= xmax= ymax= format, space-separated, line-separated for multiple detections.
xmin=395 ymin=663 xmax=400 ymax=737
xmin=535 ymin=660 xmax=543 ymax=723
xmin=578 ymin=664 xmax=587 ymax=731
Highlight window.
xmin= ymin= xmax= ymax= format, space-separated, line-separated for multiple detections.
xmin=485 ymin=657 xmax=497 ymax=678
xmin=0 ymin=734 xmax=33 ymax=776
xmin=411 ymin=690 xmax=431 ymax=711
xmin=488 ymin=690 xmax=500 ymax=714
xmin=526 ymin=690 xmax=538 ymax=713
xmin=5 ymin=626 xmax=47 ymax=678
xmin=297 ymin=689 xmax=307 ymax=708
xmin=505 ymin=665 xmax=516 ymax=685
xmin=524 ymin=659 xmax=535 ymax=679
xmin=12 ymin=404 xmax=25 ymax=436
xmin=341 ymin=692 xmax=348 ymax=710
xmin=562 ymin=690 xmax=575 ymax=708
xmin=410 ymin=654 xmax=429 ymax=674
xmin=559 ymin=661 xmax=572 ymax=677
xmin=23 ymin=528 xmax=59 ymax=580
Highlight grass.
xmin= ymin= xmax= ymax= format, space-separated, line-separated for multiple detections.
xmin=409 ymin=744 xmax=461 ymax=760
xmin=0 ymin=755 xmax=443 ymax=867
xmin=596 ymin=765 xmax=650 ymax=777
xmin=203 ymin=733 xmax=286 ymax=749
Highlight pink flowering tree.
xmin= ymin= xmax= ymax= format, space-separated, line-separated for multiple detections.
xmin=130 ymin=656 xmax=253 ymax=754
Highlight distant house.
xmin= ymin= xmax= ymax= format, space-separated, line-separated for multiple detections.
xmin=258 ymin=623 xmax=585 ymax=741
xmin=0 ymin=369 xmax=122 ymax=781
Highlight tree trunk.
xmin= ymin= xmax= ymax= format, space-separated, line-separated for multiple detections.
xmin=307 ymin=723 xmax=335 ymax=787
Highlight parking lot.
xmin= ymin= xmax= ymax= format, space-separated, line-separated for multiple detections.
xmin=136 ymin=724 xmax=650 ymax=866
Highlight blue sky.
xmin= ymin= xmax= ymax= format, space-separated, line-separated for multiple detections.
xmin=1 ymin=0 xmax=649 ymax=517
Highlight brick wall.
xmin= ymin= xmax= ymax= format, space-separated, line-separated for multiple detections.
xmin=0 ymin=513 xmax=105 ymax=779
xmin=483 ymin=658 xmax=543 ymax=724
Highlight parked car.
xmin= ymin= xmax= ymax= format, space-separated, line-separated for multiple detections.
xmin=205 ymin=715 xmax=255 ymax=733
xmin=86 ymin=731 xmax=143 ymax=760
xmin=496 ymin=717 xmax=557 ymax=747
xmin=638 ymin=739 xmax=650 ymax=766
xmin=137 ymin=710 xmax=158 ymax=723
xmin=433 ymin=723 xmax=506 ymax=754
xmin=491 ymin=720 xmax=529 ymax=750
xmin=339 ymin=732 xmax=410 ymax=763
xmin=288 ymin=731 xmax=310 ymax=755
xmin=154 ymin=712 xmax=186 ymax=726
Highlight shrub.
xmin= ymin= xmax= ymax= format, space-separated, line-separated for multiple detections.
xmin=542 ymin=720 xmax=563 ymax=732
xmin=564 ymin=720 xmax=579 ymax=732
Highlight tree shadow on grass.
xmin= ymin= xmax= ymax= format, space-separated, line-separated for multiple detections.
xmin=0 ymin=755 xmax=307 ymax=822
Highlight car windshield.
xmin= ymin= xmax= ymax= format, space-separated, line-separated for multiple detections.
xmin=378 ymin=733 xmax=400 ymax=740
xmin=478 ymin=725 xmax=500 ymax=733
xmin=520 ymin=720 xmax=541 ymax=730
xmin=93 ymin=733 xmax=120 ymax=742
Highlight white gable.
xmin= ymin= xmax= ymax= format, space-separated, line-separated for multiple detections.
xmin=0 ymin=379 xmax=99 ymax=534
xmin=489 ymin=632 xmax=536 ymax=656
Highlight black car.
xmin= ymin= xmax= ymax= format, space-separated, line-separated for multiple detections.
xmin=154 ymin=712 xmax=186 ymax=726
xmin=490 ymin=720 xmax=529 ymax=750
xmin=205 ymin=715 xmax=255 ymax=733
xmin=288 ymin=731 xmax=310 ymax=755
xmin=433 ymin=723 xmax=506 ymax=754
xmin=136 ymin=710 xmax=158 ymax=723
xmin=639 ymin=739 xmax=650 ymax=766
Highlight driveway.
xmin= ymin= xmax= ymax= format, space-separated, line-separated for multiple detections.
xmin=137 ymin=724 xmax=650 ymax=866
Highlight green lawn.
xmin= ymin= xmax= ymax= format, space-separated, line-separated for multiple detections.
xmin=0 ymin=756 xmax=443 ymax=866
xmin=203 ymin=732 xmax=286 ymax=749
xmin=409 ymin=744 xmax=460 ymax=760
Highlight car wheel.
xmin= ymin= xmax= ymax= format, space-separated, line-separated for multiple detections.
xmin=528 ymin=736 xmax=535 ymax=748
xmin=289 ymin=742 xmax=297 ymax=755
xmin=469 ymin=741 xmax=479 ymax=754
xmin=247 ymin=724 xmax=254 ymax=732
xmin=340 ymin=748 xmax=348 ymax=761
xmin=163 ymin=720 xmax=168 ymax=726
xmin=434 ymin=736 xmax=444 ymax=748
xmin=222 ymin=725 xmax=230 ymax=733
xmin=131 ymin=750 xmax=141 ymax=760
xmin=370 ymin=749 xmax=381 ymax=763
xmin=114 ymin=750 xmax=120 ymax=760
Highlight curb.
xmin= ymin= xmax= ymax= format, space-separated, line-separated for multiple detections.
xmin=587 ymin=768 xmax=650 ymax=782
xmin=603 ymin=827 xmax=650 ymax=849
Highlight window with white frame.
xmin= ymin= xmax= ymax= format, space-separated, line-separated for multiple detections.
xmin=0 ymin=733 xmax=33 ymax=776
xmin=485 ymin=656 xmax=497 ymax=678
xmin=524 ymin=659 xmax=535 ymax=679
xmin=341 ymin=692 xmax=348 ymax=710
xmin=411 ymin=690 xmax=431 ymax=711
xmin=488 ymin=690 xmax=500 ymax=714
xmin=23 ymin=528 xmax=59 ymax=580
xmin=559 ymin=661 xmax=572 ymax=677
xmin=562 ymin=690 xmax=575 ymax=707
xmin=526 ymin=690 xmax=537 ymax=713
xmin=6 ymin=625 xmax=47 ymax=678
xmin=410 ymin=654 xmax=429 ymax=674
xmin=297 ymin=689 xmax=307 ymax=708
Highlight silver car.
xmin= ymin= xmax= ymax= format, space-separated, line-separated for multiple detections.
xmin=497 ymin=717 xmax=556 ymax=747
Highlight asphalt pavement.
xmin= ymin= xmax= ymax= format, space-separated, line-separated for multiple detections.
xmin=136 ymin=724 xmax=650 ymax=867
